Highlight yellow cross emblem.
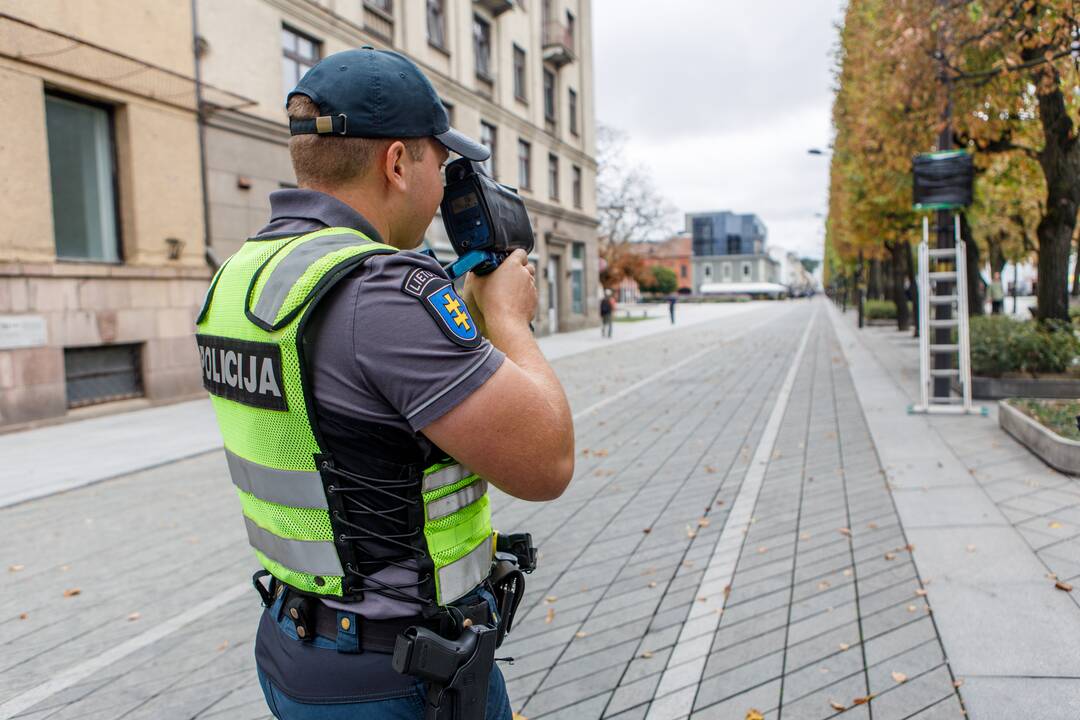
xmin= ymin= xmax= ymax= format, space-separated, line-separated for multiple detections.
xmin=442 ymin=292 xmax=471 ymax=331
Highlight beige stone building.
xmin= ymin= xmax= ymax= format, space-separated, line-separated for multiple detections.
xmin=0 ymin=3 xmax=249 ymax=428
xmin=194 ymin=0 xmax=599 ymax=335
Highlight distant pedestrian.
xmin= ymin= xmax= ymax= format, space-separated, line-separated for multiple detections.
xmin=668 ymin=295 xmax=677 ymax=324
xmin=600 ymin=289 xmax=614 ymax=338
xmin=990 ymin=271 xmax=1005 ymax=315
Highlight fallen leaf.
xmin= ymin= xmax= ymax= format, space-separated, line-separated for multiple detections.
xmin=648 ymin=581 xmax=658 ymax=588
xmin=907 ymin=604 xmax=917 ymax=613
xmin=800 ymin=532 xmax=811 ymax=540
xmin=697 ymin=595 xmax=708 ymax=602
xmin=818 ymin=580 xmax=831 ymax=591
xmin=838 ymin=527 xmax=852 ymax=536
xmin=965 ymin=544 xmax=977 ymax=553
xmin=1049 ymin=521 xmax=1063 ymax=529
xmin=545 ymin=596 xmax=558 ymax=603
xmin=512 ymin=713 xmax=529 ymax=720
xmin=746 ymin=711 xmax=764 ymax=720
xmin=842 ymin=569 xmax=852 ymax=577
xmin=838 ymin=643 xmax=850 ymax=651
xmin=1047 ymin=572 xmax=1059 ymax=580
xmin=8 ymin=564 xmax=24 ymax=572
xmin=545 ymin=607 xmax=555 ymax=624
xmin=642 ymin=528 xmax=652 ymax=534
xmin=216 ymin=640 xmax=229 ymax=652
xmin=682 ymin=561 xmax=695 ymax=569
xmin=852 ymin=694 xmax=875 ymax=705
xmin=704 ymin=465 xmax=717 ymax=474
xmin=715 ymin=500 xmax=725 ymax=507
xmin=640 ymin=650 xmax=653 ymax=658
xmin=686 ymin=526 xmax=697 ymax=539
xmin=904 ymin=544 xmax=915 ymax=552
xmin=1055 ymin=581 xmax=1073 ymax=592
xmin=884 ymin=552 xmax=896 ymax=561
xmin=953 ymin=679 xmax=964 ymax=688
xmin=594 ymin=449 xmax=608 ymax=457
xmin=867 ymin=522 xmax=878 ymax=529
xmin=891 ymin=671 xmax=908 ymax=683
xmin=915 ymin=588 xmax=928 ymax=597
xmin=18 ymin=612 xmax=28 ymax=620
xmin=574 ymin=631 xmax=587 ymax=638
xmin=127 ymin=612 xmax=141 ymax=622
xmin=757 ymin=546 xmax=768 ymax=554
xmin=830 ymin=700 xmax=846 ymax=711
xmin=62 ymin=588 xmax=81 ymax=598
xmin=698 ymin=518 xmax=710 ymax=528
xmin=723 ymin=585 xmax=732 ymax=600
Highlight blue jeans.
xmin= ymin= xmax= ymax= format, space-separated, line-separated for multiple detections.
xmin=257 ymin=665 xmax=513 ymax=719
xmin=256 ymin=590 xmax=513 ymax=719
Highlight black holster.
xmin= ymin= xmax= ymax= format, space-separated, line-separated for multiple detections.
xmin=392 ymin=624 xmax=497 ymax=720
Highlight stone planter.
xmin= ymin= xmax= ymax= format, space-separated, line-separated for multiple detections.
xmin=999 ymin=400 xmax=1080 ymax=476
xmin=962 ymin=375 xmax=1080 ymax=400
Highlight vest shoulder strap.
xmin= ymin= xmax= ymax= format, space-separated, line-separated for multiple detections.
xmin=244 ymin=227 xmax=396 ymax=331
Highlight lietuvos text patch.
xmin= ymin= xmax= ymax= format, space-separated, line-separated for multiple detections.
xmin=195 ymin=334 xmax=287 ymax=410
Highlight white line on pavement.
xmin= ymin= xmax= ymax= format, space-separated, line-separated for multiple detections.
xmin=571 ymin=306 xmax=795 ymax=422
xmin=645 ymin=307 xmax=817 ymax=720
xmin=0 ymin=581 xmax=250 ymax=720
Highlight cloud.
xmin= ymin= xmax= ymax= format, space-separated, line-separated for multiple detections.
xmin=593 ymin=0 xmax=846 ymax=258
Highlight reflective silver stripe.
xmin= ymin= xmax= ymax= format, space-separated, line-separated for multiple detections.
xmin=226 ymin=449 xmax=328 ymax=509
xmin=426 ymin=479 xmax=487 ymax=522
xmin=437 ymin=535 xmax=494 ymax=604
xmin=423 ymin=464 xmax=470 ymax=493
xmin=252 ymin=233 xmax=372 ymax=325
xmin=245 ymin=517 xmax=343 ymax=577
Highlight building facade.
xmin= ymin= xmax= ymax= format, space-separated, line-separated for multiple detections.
xmin=0 ymin=4 xmax=247 ymax=428
xmin=640 ymin=234 xmax=691 ymax=293
xmin=688 ymin=211 xmax=780 ymax=291
xmin=195 ymin=0 xmax=600 ymax=335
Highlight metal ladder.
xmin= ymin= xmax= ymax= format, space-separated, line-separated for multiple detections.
xmin=911 ymin=214 xmax=983 ymax=415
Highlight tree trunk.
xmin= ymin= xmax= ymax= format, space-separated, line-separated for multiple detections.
xmin=868 ymin=258 xmax=883 ymax=300
xmin=961 ymin=213 xmax=984 ymax=316
xmin=986 ymin=231 xmax=1007 ymax=275
xmin=1072 ymin=231 xmax=1080 ymax=297
xmin=888 ymin=241 xmax=910 ymax=331
xmin=1029 ymin=61 xmax=1079 ymax=322
xmin=908 ymin=241 xmax=920 ymax=338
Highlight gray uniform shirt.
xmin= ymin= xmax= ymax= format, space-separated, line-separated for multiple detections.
xmin=254 ymin=189 xmax=505 ymax=618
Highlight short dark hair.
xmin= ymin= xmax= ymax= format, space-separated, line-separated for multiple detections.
xmin=287 ymin=94 xmax=426 ymax=187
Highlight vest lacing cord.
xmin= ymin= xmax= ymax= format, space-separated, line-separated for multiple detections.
xmin=322 ymin=463 xmax=437 ymax=608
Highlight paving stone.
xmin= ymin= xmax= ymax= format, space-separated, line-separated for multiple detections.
xmin=865 ymin=664 xmax=955 ymax=720
xmin=691 ymin=678 xmax=781 ymax=718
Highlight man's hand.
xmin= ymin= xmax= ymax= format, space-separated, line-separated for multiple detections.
xmin=463 ymin=249 xmax=536 ymax=342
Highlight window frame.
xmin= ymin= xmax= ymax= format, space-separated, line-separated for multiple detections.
xmin=568 ymin=87 xmax=578 ymax=136
xmin=480 ymin=121 xmax=497 ymax=180
xmin=44 ymin=89 xmax=123 ymax=264
xmin=518 ymin=139 xmax=532 ymax=190
xmin=512 ymin=44 xmax=528 ymax=102
xmin=543 ymin=67 xmax=557 ymax=122
xmin=426 ymin=0 xmax=448 ymax=52
xmin=572 ymin=164 xmax=582 ymax=209
xmin=282 ymin=24 xmax=322 ymax=101
xmin=473 ymin=15 xmax=493 ymax=82
xmin=548 ymin=152 xmax=559 ymax=201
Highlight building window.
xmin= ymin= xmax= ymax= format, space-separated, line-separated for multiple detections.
xmin=543 ymin=68 xmax=556 ymax=122
xmin=427 ymin=0 xmax=446 ymax=50
xmin=282 ymin=25 xmax=321 ymax=101
xmin=513 ymin=45 xmax=527 ymax=101
xmin=571 ymin=242 xmax=584 ymax=314
xmin=480 ymin=121 xmax=497 ymax=179
xmin=566 ymin=10 xmax=576 ymax=50
xmin=572 ymin=165 xmax=582 ymax=208
xmin=704 ymin=264 xmax=713 ymax=280
xmin=441 ymin=98 xmax=455 ymax=125
xmin=518 ymin=139 xmax=531 ymax=189
xmin=45 ymin=93 xmax=120 ymax=263
xmin=742 ymin=262 xmax=751 ymax=278
xmin=473 ymin=16 xmax=492 ymax=80
xmin=64 ymin=343 xmax=143 ymax=408
xmin=680 ymin=264 xmax=687 ymax=278
xmin=548 ymin=153 xmax=559 ymax=200
xmin=568 ymin=88 xmax=578 ymax=136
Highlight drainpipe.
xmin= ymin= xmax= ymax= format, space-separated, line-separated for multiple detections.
xmin=190 ymin=0 xmax=217 ymax=269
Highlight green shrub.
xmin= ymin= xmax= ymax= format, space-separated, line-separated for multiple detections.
xmin=864 ymin=299 xmax=896 ymax=320
xmin=969 ymin=315 xmax=1080 ymax=377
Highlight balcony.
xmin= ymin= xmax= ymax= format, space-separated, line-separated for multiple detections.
xmin=363 ymin=1 xmax=394 ymax=42
xmin=474 ymin=0 xmax=514 ymax=17
xmin=542 ymin=21 xmax=575 ymax=67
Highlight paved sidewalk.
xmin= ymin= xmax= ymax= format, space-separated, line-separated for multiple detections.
xmin=827 ymin=305 xmax=1080 ymax=717
xmin=0 ymin=302 xmax=768 ymax=509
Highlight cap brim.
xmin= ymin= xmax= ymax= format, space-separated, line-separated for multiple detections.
xmin=435 ymin=127 xmax=490 ymax=161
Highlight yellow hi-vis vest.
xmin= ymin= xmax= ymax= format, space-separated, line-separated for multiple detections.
xmin=195 ymin=227 xmax=495 ymax=606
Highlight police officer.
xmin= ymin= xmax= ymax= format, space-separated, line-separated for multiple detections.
xmin=195 ymin=47 xmax=574 ymax=719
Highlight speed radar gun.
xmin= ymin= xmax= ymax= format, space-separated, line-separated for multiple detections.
xmin=440 ymin=158 xmax=534 ymax=280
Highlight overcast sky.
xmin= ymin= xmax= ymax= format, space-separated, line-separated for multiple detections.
xmin=592 ymin=0 xmax=847 ymax=260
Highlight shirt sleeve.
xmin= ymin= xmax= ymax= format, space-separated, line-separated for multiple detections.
xmin=350 ymin=251 xmax=505 ymax=432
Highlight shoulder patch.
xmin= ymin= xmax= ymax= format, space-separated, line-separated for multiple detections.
xmin=401 ymin=266 xmax=481 ymax=348
xmin=401 ymin=266 xmax=443 ymax=299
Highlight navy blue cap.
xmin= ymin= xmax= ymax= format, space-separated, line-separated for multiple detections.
xmin=287 ymin=47 xmax=489 ymax=162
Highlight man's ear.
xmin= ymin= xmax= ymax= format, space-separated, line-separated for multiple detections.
xmin=383 ymin=140 xmax=408 ymax=192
